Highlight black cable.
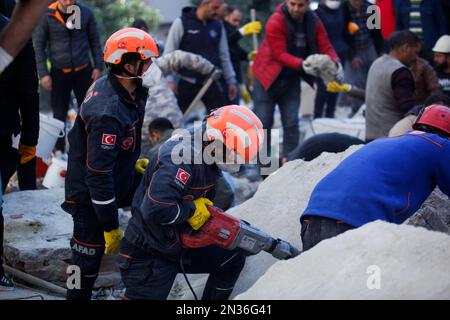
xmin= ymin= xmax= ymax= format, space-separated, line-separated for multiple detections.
xmin=179 ymin=251 xmax=198 ymax=301
xmin=14 ymin=294 xmax=45 ymax=300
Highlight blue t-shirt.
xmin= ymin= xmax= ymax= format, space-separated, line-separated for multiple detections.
xmin=301 ymin=131 xmax=450 ymax=227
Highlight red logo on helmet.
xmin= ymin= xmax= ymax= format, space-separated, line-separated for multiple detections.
xmin=176 ymin=168 xmax=190 ymax=185
xmin=102 ymin=134 xmax=117 ymax=146
xmin=118 ymin=42 xmax=126 ymax=49
xmin=121 ymin=137 xmax=133 ymax=150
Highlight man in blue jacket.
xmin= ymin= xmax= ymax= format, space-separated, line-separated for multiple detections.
xmin=300 ymin=104 xmax=450 ymax=251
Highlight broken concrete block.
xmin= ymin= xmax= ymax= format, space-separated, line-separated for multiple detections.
xmin=2 ymin=188 xmax=72 ymax=284
xmin=2 ymin=189 xmax=131 ymax=289
xmin=408 ymin=188 xmax=450 ymax=234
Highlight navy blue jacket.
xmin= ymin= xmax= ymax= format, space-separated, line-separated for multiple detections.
xmin=341 ymin=0 xmax=384 ymax=59
xmin=179 ymin=6 xmax=222 ymax=82
xmin=315 ymin=3 xmax=350 ymax=62
xmin=393 ymin=0 xmax=447 ymax=50
xmin=224 ymin=20 xmax=247 ymax=84
xmin=302 ymin=131 xmax=450 ymax=227
xmin=63 ymin=74 xmax=147 ymax=231
xmin=125 ymin=128 xmax=220 ymax=261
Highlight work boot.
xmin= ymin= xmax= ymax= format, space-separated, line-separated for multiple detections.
xmin=0 ymin=273 xmax=14 ymax=291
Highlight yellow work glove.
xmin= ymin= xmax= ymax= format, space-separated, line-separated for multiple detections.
xmin=188 ymin=198 xmax=214 ymax=230
xmin=248 ymin=50 xmax=257 ymax=62
xmin=18 ymin=143 xmax=36 ymax=165
xmin=326 ymin=81 xmax=352 ymax=93
xmin=239 ymin=21 xmax=262 ymax=36
xmin=135 ymin=158 xmax=149 ymax=175
xmin=104 ymin=229 xmax=123 ymax=254
xmin=240 ymin=85 xmax=252 ymax=104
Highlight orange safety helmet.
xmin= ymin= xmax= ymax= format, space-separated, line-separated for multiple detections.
xmin=413 ymin=104 xmax=450 ymax=135
xmin=103 ymin=27 xmax=159 ymax=65
xmin=206 ymin=105 xmax=264 ymax=163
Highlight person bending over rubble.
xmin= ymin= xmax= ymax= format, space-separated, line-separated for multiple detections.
xmin=300 ymin=104 xmax=450 ymax=251
xmin=389 ymin=93 xmax=450 ymax=137
xmin=62 ymin=28 xmax=160 ymax=300
xmin=118 ymin=105 xmax=263 ymax=300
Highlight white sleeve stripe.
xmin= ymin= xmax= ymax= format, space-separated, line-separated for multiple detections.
xmin=161 ymin=204 xmax=181 ymax=225
xmin=92 ymin=197 xmax=115 ymax=205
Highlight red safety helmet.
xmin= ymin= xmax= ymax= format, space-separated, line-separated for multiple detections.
xmin=206 ymin=105 xmax=264 ymax=162
xmin=103 ymin=27 xmax=159 ymax=65
xmin=413 ymin=104 xmax=450 ymax=135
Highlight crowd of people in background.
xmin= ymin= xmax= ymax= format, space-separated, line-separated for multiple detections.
xmin=0 ymin=0 xmax=449 ymax=299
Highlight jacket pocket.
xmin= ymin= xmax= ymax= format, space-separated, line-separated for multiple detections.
xmin=117 ymin=253 xmax=154 ymax=286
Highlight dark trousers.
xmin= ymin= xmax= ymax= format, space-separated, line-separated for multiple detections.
xmin=314 ymin=79 xmax=338 ymax=119
xmin=51 ymin=66 xmax=92 ymax=152
xmin=118 ymin=239 xmax=246 ymax=300
xmin=221 ymin=79 xmax=239 ymax=105
xmin=177 ymin=79 xmax=227 ymax=114
xmin=0 ymin=135 xmax=36 ymax=192
xmin=0 ymin=207 xmax=4 ymax=275
xmin=66 ymin=205 xmax=105 ymax=300
xmin=301 ymin=215 xmax=355 ymax=252
xmin=253 ymin=78 xmax=300 ymax=158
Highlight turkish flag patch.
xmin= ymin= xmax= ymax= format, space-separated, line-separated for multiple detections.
xmin=121 ymin=137 xmax=133 ymax=150
xmin=102 ymin=134 xmax=117 ymax=146
xmin=176 ymin=168 xmax=190 ymax=185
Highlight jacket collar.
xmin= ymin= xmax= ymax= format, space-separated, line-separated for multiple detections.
xmin=48 ymin=1 xmax=66 ymax=26
xmin=108 ymin=72 xmax=148 ymax=110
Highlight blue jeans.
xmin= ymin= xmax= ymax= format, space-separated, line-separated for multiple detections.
xmin=253 ymin=78 xmax=300 ymax=157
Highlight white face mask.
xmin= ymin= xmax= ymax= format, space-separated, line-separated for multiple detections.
xmin=140 ymin=58 xmax=164 ymax=88
xmin=216 ymin=163 xmax=241 ymax=173
xmin=325 ymin=0 xmax=340 ymax=10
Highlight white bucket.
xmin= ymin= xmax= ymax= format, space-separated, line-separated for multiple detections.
xmin=37 ymin=114 xmax=65 ymax=159
xmin=42 ymin=157 xmax=67 ymax=189
xmin=11 ymin=113 xmax=65 ymax=159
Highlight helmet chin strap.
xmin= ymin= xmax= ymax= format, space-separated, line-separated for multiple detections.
xmin=114 ymin=59 xmax=145 ymax=80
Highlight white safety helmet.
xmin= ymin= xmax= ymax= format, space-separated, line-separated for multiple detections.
xmin=432 ymin=35 xmax=450 ymax=54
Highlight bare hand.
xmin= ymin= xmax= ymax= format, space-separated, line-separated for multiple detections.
xmin=91 ymin=68 xmax=102 ymax=82
xmin=168 ymin=81 xmax=178 ymax=95
xmin=228 ymin=84 xmax=237 ymax=101
xmin=351 ymin=57 xmax=363 ymax=69
xmin=41 ymin=75 xmax=52 ymax=91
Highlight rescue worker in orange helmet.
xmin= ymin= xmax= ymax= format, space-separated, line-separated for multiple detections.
xmin=119 ymin=105 xmax=264 ymax=300
xmin=62 ymin=27 xmax=159 ymax=300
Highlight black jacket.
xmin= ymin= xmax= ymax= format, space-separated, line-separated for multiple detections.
xmin=34 ymin=1 xmax=103 ymax=77
xmin=223 ymin=20 xmax=248 ymax=84
xmin=0 ymin=14 xmax=39 ymax=146
xmin=63 ymin=74 xmax=147 ymax=232
xmin=178 ymin=6 xmax=223 ymax=82
xmin=125 ymin=129 xmax=220 ymax=261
